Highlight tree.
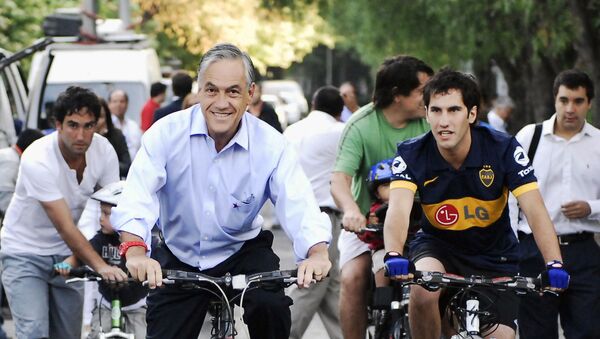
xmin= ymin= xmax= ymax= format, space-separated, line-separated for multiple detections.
xmin=133 ymin=0 xmax=334 ymax=74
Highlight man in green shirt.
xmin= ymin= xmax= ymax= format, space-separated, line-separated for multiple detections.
xmin=331 ymin=55 xmax=432 ymax=339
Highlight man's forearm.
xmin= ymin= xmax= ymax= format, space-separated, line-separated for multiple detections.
xmin=59 ymin=225 xmax=106 ymax=270
xmin=331 ymin=172 xmax=360 ymax=212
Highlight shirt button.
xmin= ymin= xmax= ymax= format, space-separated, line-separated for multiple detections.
xmin=202 ymin=255 xmax=206 ymax=259
xmin=203 ymin=236 xmax=209 ymax=241
xmin=209 ymin=185 xmax=215 ymax=191
xmin=205 ymin=211 xmax=210 ymax=216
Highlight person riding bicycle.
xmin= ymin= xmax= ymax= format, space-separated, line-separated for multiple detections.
xmin=110 ymin=43 xmax=332 ymax=339
xmin=383 ymin=69 xmax=569 ymax=339
xmin=54 ymin=181 xmax=147 ymax=339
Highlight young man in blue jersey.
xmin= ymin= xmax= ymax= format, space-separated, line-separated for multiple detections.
xmin=382 ymin=69 xmax=569 ymax=339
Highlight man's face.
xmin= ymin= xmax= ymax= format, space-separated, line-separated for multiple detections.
xmin=555 ymin=85 xmax=591 ymax=133
xmin=108 ymin=91 xmax=128 ymax=119
xmin=340 ymin=83 xmax=358 ymax=107
xmin=56 ymin=108 xmax=97 ymax=157
xmin=397 ymin=72 xmax=430 ymax=118
xmin=199 ymin=59 xmax=254 ymax=143
xmin=426 ymin=89 xmax=476 ymax=153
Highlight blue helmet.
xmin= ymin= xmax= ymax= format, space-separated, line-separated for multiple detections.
xmin=367 ymin=158 xmax=394 ymax=195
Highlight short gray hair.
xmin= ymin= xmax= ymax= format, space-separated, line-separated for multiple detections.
xmin=494 ymin=96 xmax=514 ymax=109
xmin=197 ymin=43 xmax=255 ymax=89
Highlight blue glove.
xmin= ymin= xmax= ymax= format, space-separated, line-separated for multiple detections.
xmin=384 ymin=251 xmax=413 ymax=277
xmin=544 ymin=260 xmax=569 ymax=289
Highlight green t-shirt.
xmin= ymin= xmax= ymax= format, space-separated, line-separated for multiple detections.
xmin=334 ymin=103 xmax=430 ymax=214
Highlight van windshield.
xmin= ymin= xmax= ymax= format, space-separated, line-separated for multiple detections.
xmin=42 ymin=82 xmax=146 ymax=128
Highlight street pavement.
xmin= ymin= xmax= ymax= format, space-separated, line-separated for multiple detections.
xmin=0 ymin=226 xmax=330 ymax=339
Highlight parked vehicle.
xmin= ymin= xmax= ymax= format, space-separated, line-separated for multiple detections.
xmin=260 ymin=80 xmax=308 ymax=124
xmin=26 ymin=33 xmax=161 ymax=130
xmin=0 ymin=47 xmax=30 ymax=147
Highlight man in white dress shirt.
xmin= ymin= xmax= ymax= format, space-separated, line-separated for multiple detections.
xmin=284 ymin=86 xmax=345 ymax=339
xmin=513 ymin=69 xmax=600 ymax=338
xmin=109 ymin=89 xmax=142 ymax=160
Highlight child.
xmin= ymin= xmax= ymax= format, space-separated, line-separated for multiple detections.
xmin=54 ymin=181 xmax=147 ymax=339
xmin=359 ymin=158 xmax=394 ymax=286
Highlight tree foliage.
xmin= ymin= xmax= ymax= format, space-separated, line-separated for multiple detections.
xmin=133 ymin=0 xmax=334 ymax=73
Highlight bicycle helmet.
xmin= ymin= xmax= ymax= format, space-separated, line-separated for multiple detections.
xmin=90 ymin=181 xmax=125 ymax=206
xmin=367 ymin=158 xmax=394 ymax=196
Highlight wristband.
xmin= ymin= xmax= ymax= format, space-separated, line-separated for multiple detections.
xmin=384 ymin=251 xmax=402 ymax=262
xmin=118 ymin=241 xmax=148 ymax=257
xmin=546 ymin=260 xmax=564 ymax=269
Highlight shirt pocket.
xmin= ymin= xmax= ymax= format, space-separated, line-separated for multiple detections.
xmin=222 ymin=194 xmax=257 ymax=233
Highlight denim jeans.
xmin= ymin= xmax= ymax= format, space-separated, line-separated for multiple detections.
xmin=1 ymin=252 xmax=84 ymax=339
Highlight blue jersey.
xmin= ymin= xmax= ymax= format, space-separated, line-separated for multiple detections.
xmin=390 ymin=125 xmax=538 ymax=272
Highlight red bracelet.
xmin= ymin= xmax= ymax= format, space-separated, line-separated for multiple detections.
xmin=118 ymin=241 xmax=148 ymax=257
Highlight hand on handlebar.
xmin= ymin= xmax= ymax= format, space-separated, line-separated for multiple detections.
xmin=542 ymin=260 xmax=569 ymax=291
xmin=53 ymin=261 xmax=73 ymax=277
xmin=384 ymin=252 xmax=415 ymax=280
xmin=96 ymin=264 xmax=129 ymax=283
xmin=125 ymin=254 xmax=163 ymax=289
xmin=341 ymin=208 xmax=367 ymax=233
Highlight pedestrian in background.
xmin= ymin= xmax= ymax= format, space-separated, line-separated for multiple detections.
xmin=109 ymin=89 xmax=142 ymax=160
xmin=153 ymin=71 xmax=193 ymax=123
xmin=284 ymin=86 xmax=345 ymax=339
xmin=140 ymin=82 xmax=167 ymax=132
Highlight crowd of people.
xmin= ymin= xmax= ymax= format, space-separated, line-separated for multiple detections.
xmin=0 ymin=41 xmax=598 ymax=339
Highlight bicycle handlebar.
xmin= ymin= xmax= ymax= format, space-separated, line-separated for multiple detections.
xmin=65 ymin=266 xmax=138 ymax=285
xmin=409 ymin=270 xmax=542 ymax=294
xmin=160 ymin=269 xmax=300 ymax=289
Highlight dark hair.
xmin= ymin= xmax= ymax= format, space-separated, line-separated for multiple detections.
xmin=98 ymin=97 xmax=115 ymax=135
xmin=423 ymin=68 xmax=481 ymax=114
xmin=16 ymin=129 xmax=44 ymax=151
xmin=373 ymin=55 xmax=433 ymax=109
xmin=553 ymin=69 xmax=595 ymax=101
xmin=108 ymin=89 xmax=129 ymax=103
xmin=150 ymin=82 xmax=167 ymax=97
xmin=54 ymin=86 xmax=101 ymax=123
xmin=172 ymin=71 xmax=194 ymax=97
xmin=312 ymin=86 xmax=344 ymax=117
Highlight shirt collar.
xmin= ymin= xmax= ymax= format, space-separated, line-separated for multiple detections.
xmin=308 ymin=110 xmax=339 ymax=123
xmin=189 ymin=106 xmax=249 ymax=151
xmin=545 ymin=113 xmax=593 ymax=138
xmin=429 ymin=126 xmax=483 ymax=171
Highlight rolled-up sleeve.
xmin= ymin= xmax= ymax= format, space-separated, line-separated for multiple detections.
xmin=111 ymin=126 xmax=167 ymax=247
xmin=270 ymin=144 xmax=332 ymax=262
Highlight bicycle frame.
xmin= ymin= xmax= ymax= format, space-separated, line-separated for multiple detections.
xmin=66 ymin=268 xmax=136 ymax=339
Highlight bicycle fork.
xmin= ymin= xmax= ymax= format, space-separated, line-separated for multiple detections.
xmin=210 ymin=302 xmax=236 ymax=339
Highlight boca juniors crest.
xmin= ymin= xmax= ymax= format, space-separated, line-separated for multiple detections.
xmin=479 ymin=165 xmax=494 ymax=188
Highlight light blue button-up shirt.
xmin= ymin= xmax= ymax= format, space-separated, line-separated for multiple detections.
xmin=111 ymin=105 xmax=331 ymax=270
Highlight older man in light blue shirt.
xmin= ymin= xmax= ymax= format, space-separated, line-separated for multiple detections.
xmin=111 ymin=43 xmax=332 ymax=339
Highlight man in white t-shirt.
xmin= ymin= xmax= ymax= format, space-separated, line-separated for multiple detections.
xmin=0 ymin=86 xmax=128 ymax=339
xmin=109 ymin=89 xmax=142 ymax=160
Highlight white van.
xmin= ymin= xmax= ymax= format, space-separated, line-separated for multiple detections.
xmin=26 ymin=37 xmax=161 ymax=130
xmin=0 ymin=48 xmax=28 ymax=147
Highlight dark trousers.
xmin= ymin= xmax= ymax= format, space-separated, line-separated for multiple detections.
xmin=146 ymin=230 xmax=293 ymax=339
xmin=518 ymin=233 xmax=600 ymax=339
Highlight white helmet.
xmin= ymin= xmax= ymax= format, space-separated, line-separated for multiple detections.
xmin=91 ymin=181 xmax=125 ymax=206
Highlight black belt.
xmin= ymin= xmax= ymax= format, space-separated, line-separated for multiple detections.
xmin=320 ymin=206 xmax=342 ymax=216
xmin=518 ymin=231 xmax=593 ymax=245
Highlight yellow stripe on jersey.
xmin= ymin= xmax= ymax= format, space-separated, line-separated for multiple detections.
xmin=422 ymin=188 xmax=508 ymax=231
xmin=511 ymin=182 xmax=538 ymax=198
xmin=391 ymin=180 xmax=417 ymax=192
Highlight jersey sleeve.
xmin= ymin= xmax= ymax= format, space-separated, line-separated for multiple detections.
xmin=390 ymin=146 xmax=418 ymax=193
xmin=504 ymin=137 xmax=538 ymax=197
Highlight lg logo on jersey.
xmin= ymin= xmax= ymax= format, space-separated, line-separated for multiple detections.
xmin=435 ymin=204 xmax=490 ymax=226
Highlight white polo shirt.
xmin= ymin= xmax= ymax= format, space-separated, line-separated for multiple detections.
xmin=1 ymin=132 xmax=119 ymax=255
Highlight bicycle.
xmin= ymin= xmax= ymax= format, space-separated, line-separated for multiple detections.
xmin=405 ymin=270 xmax=545 ymax=339
xmin=359 ymin=224 xmax=412 ymax=339
xmin=66 ymin=267 xmax=140 ymax=339
xmin=158 ymin=268 xmax=302 ymax=339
